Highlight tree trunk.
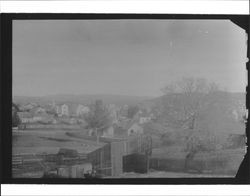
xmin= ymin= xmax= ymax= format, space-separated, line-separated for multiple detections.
xmin=146 ymin=155 xmax=150 ymax=173
xmin=184 ymin=151 xmax=196 ymax=171
xmin=96 ymin=128 xmax=100 ymax=145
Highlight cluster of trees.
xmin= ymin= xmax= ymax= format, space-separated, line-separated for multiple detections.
xmin=83 ymin=100 xmax=143 ymax=143
xmin=84 ymin=100 xmax=112 ymax=144
xmin=127 ymin=105 xmax=139 ymax=119
xmin=12 ymin=103 xmax=21 ymax=127
xmin=159 ymin=77 xmax=223 ymax=169
xmin=160 ymin=77 xmax=220 ymax=129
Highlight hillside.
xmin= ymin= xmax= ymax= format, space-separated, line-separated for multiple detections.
xmin=144 ymin=91 xmax=246 ymax=135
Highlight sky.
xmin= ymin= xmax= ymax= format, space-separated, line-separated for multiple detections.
xmin=13 ymin=20 xmax=247 ymax=97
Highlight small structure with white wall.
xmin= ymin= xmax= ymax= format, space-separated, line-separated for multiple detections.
xmin=127 ymin=123 xmax=144 ymax=136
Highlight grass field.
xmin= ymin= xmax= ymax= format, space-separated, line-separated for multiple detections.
xmin=117 ymin=170 xmax=232 ymax=178
xmin=13 ymin=129 xmax=105 ymax=155
xmin=150 ymin=145 xmax=245 ymax=176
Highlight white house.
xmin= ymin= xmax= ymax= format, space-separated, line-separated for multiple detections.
xmin=88 ymin=126 xmax=115 ymax=138
xmin=108 ymin=104 xmax=118 ymax=124
xmin=56 ymin=104 xmax=69 ymax=116
xmin=76 ymin=105 xmax=90 ymax=116
xmin=103 ymin=126 xmax=114 ymax=137
xmin=127 ymin=123 xmax=143 ymax=136
xmin=17 ymin=112 xmax=35 ymax=123
xmin=139 ymin=117 xmax=151 ymax=124
xmin=61 ymin=104 xmax=69 ymax=116
xmin=33 ymin=112 xmax=54 ymax=124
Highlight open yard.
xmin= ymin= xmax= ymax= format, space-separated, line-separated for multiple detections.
xmin=150 ymin=146 xmax=245 ymax=176
xmin=13 ymin=129 xmax=105 ymax=155
xmin=117 ymin=170 xmax=232 ymax=178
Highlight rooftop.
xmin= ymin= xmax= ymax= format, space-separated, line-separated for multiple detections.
xmin=17 ymin=111 xmax=33 ymax=118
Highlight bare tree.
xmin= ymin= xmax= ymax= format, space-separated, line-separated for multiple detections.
xmin=12 ymin=103 xmax=21 ymax=127
xmin=161 ymin=77 xmax=219 ymax=129
xmin=84 ymin=100 xmax=112 ymax=144
xmin=127 ymin=105 xmax=139 ymax=119
xmin=161 ymin=77 xmax=220 ymax=171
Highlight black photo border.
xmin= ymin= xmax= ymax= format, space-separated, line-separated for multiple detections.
xmin=1 ymin=13 xmax=249 ymax=184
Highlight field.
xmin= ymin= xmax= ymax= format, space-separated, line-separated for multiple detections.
xmin=12 ymin=129 xmax=107 ymax=178
xmin=118 ymin=170 xmax=232 ymax=178
xmin=150 ymin=146 xmax=245 ymax=176
xmin=12 ymin=129 xmax=245 ymax=178
xmin=13 ymin=129 xmax=105 ymax=155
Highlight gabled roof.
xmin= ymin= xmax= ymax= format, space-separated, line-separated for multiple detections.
xmin=17 ymin=112 xmax=33 ymax=118
xmin=33 ymin=112 xmax=53 ymax=118
xmin=116 ymin=119 xmax=140 ymax=130
xmin=43 ymin=104 xmax=55 ymax=111
xmin=129 ymin=123 xmax=142 ymax=130
xmin=29 ymin=106 xmax=46 ymax=114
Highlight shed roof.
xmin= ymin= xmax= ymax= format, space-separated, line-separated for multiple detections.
xmin=117 ymin=119 xmax=139 ymax=130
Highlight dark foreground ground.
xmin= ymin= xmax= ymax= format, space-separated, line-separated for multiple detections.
xmin=12 ymin=129 xmax=245 ymax=178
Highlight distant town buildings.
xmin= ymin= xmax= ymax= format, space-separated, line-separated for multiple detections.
xmin=17 ymin=111 xmax=35 ymax=123
xmin=13 ymin=100 xmax=153 ymax=135
xmin=107 ymin=104 xmax=119 ymax=124
xmin=19 ymin=102 xmax=38 ymax=111
xmin=127 ymin=123 xmax=143 ymax=136
xmin=76 ymin=104 xmax=90 ymax=117
xmin=55 ymin=104 xmax=69 ymax=116
xmin=13 ymin=101 xmax=92 ymax=128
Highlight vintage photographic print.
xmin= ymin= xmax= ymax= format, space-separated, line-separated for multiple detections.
xmin=10 ymin=17 xmax=248 ymax=179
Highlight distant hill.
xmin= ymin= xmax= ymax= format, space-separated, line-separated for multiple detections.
xmin=142 ymin=91 xmax=246 ymax=135
xmin=145 ymin=91 xmax=245 ymax=109
xmin=13 ymin=94 xmax=152 ymax=107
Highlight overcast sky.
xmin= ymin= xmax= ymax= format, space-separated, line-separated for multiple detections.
xmin=13 ymin=20 xmax=247 ymax=97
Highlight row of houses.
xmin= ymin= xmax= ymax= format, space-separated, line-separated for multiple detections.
xmin=54 ymin=103 xmax=90 ymax=117
xmin=15 ymin=101 xmax=154 ymax=124
xmin=19 ymin=102 xmax=91 ymax=117
xmin=13 ymin=102 xmax=92 ymax=125
xmin=17 ymin=102 xmax=123 ymax=118
xmin=17 ymin=111 xmax=56 ymax=124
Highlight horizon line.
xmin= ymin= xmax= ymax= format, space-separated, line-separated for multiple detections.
xmin=13 ymin=90 xmax=246 ymax=98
